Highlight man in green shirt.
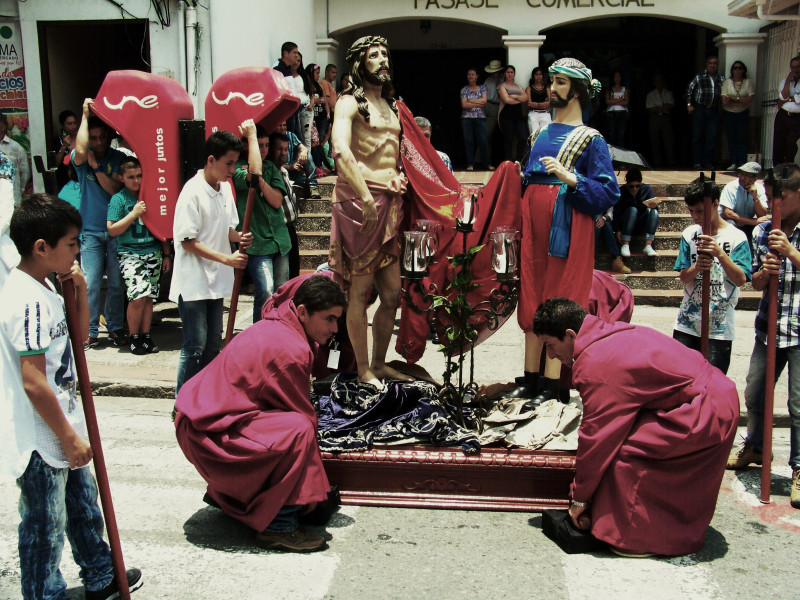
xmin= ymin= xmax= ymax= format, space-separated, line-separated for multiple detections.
xmin=232 ymin=122 xmax=291 ymax=322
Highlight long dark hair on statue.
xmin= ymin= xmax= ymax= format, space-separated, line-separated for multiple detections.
xmin=343 ymin=35 xmax=398 ymax=123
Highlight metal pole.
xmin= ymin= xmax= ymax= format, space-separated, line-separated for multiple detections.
xmin=224 ymin=174 xmax=259 ymax=345
xmin=761 ymin=173 xmax=782 ymax=504
xmin=700 ymin=171 xmax=715 ymax=359
xmin=61 ymin=279 xmax=130 ymax=599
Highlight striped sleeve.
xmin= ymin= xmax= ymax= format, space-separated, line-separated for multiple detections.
xmin=6 ymin=300 xmax=50 ymax=356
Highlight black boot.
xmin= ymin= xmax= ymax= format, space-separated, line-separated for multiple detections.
xmin=529 ymin=376 xmax=560 ymax=407
xmin=506 ymin=371 xmax=541 ymax=399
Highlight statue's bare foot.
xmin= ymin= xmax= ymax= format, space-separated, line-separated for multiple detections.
xmin=358 ymin=369 xmax=382 ymax=387
xmin=371 ymin=364 xmax=415 ymax=382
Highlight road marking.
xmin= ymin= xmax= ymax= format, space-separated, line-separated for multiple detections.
xmin=562 ymin=552 xmax=721 ymax=599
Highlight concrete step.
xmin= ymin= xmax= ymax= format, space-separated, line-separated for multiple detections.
xmin=300 ymin=248 xmax=330 ymax=271
xmin=297 ymin=231 xmax=331 ymax=251
xmin=605 ymin=269 xmax=756 ymax=292
xmin=628 ymin=287 xmax=762 ymax=309
xmin=595 ymin=249 xmax=678 ymax=272
xmin=296 ymin=213 xmax=331 ymax=232
xmin=297 ymin=198 xmax=331 ymax=213
xmin=655 ymin=213 xmax=695 ymax=232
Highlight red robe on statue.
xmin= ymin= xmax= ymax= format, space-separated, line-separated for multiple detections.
xmin=571 ymin=316 xmax=739 ymax=556
xmin=174 ymin=300 xmax=330 ymax=532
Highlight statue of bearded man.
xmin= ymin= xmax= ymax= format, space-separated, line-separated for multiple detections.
xmin=328 ymin=36 xmax=412 ymax=385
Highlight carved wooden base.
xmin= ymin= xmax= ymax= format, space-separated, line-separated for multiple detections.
xmin=322 ymin=446 xmax=576 ymax=512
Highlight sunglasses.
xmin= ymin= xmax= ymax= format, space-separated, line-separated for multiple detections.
xmin=732 ymin=66 xmax=744 ymax=70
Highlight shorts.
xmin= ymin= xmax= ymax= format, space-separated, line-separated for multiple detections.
xmin=118 ymin=250 xmax=162 ymax=301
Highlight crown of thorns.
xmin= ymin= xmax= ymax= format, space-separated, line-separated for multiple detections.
xmin=346 ymin=36 xmax=390 ymax=64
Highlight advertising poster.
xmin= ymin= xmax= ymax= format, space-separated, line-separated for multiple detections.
xmin=0 ymin=20 xmax=30 ymax=192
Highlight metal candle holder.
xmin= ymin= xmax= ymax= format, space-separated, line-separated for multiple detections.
xmin=401 ymin=191 xmax=519 ymax=426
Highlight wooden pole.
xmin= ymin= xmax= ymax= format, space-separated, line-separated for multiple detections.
xmin=699 ymin=171 xmax=715 ymax=359
xmin=224 ymin=174 xmax=259 ymax=345
xmin=761 ymin=173 xmax=782 ymax=504
xmin=61 ymin=279 xmax=130 ymax=599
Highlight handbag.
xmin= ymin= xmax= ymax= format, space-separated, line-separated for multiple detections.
xmin=541 ymin=509 xmax=607 ymax=554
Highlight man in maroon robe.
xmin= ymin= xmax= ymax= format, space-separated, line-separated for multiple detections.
xmin=534 ymin=297 xmax=738 ymax=557
xmin=174 ymin=275 xmax=346 ymax=553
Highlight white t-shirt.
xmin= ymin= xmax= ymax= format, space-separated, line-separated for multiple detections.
xmin=0 ymin=269 xmax=87 ymax=469
xmin=170 ymin=170 xmax=239 ymax=303
xmin=673 ymin=223 xmax=752 ymax=340
xmin=645 ymin=88 xmax=675 ymax=112
xmin=721 ymin=78 xmax=755 ymax=114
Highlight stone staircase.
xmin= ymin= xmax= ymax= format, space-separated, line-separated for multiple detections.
xmin=294 ymin=175 xmax=762 ymax=309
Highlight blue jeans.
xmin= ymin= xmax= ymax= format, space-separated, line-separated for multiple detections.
xmin=744 ymin=340 xmax=800 ymax=468
xmin=606 ymin=111 xmax=628 ymax=147
xmin=247 ymin=252 xmax=289 ymax=322
xmin=594 ymin=219 xmax=620 ymax=257
xmin=721 ymin=108 xmax=749 ymax=167
xmin=461 ymin=118 xmax=490 ymax=168
xmin=620 ymin=206 xmax=659 ymax=242
xmin=691 ymin=105 xmax=719 ymax=166
xmin=80 ymin=230 xmax=125 ymax=338
xmin=176 ymin=296 xmax=224 ymax=395
xmin=672 ymin=329 xmax=732 ymax=375
xmin=18 ymin=452 xmax=113 ymax=600
xmin=265 ymin=505 xmax=302 ymax=533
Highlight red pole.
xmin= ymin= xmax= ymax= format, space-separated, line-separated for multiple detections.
xmin=761 ymin=179 xmax=782 ymax=504
xmin=700 ymin=172 xmax=715 ymax=359
xmin=61 ymin=279 xmax=130 ymax=599
xmin=224 ymin=175 xmax=259 ymax=345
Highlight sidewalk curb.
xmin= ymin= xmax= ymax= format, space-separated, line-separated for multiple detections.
xmin=87 ymin=377 xmax=792 ymax=428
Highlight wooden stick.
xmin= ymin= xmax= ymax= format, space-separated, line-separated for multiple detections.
xmin=699 ymin=172 xmax=715 ymax=359
xmin=761 ymin=173 xmax=782 ymax=504
xmin=61 ymin=279 xmax=130 ymax=599
xmin=224 ymin=175 xmax=259 ymax=345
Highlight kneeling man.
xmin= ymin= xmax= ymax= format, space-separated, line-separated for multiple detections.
xmin=174 ymin=275 xmax=346 ymax=553
xmin=534 ymin=297 xmax=738 ymax=557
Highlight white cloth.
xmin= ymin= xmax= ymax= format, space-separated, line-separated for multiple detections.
xmin=719 ymin=178 xmax=768 ymax=224
xmin=779 ymin=76 xmax=800 ymax=113
xmin=721 ymin=78 xmax=755 ymax=114
xmin=606 ymin=86 xmax=628 ymax=112
xmin=0 ymin=178 xmax=18 ymax=287
xmin=527 ymin=110 xmax=552 ymax=135
xmin=285 ymin=75 xmax=310 ymax=107
xmin=0 ymin=322 xmax=35 ymax=480
xmin=645 ymin=88 xmax=674 ymax=112
xmin=0 ymin=135 xmax=29 ymax=204
xmin=170 ymin=170 xmax=239 ymax=303
xmin=0 ymin=269 xmax=87 ymax=470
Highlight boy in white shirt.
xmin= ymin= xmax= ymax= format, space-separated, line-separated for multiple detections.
xmin=673 ymin=178 xmax=752 ymax=374
xmin=0 ymin=194 xmax=141 ymax=599
xmin=171 ymin=127 xmax=252 ymax=395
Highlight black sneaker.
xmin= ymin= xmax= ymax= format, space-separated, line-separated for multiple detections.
xmin=85 ymin=567 xmax=143 ymax=599
xmin=108 ymin=329 xmax=129 ymax=347
xmin=129 ymin=334 xmax=147 ymax=356
xmin=84 ymin=336 xmax=100 ymax=350
xmin=140 ymin=333 xmax=159 ymax=354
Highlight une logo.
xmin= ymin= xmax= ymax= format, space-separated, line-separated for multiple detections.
xmin=211 ymin=91 xmax=265 ymax=106
xmin=103 ymin=95 xmax=159 ymax=110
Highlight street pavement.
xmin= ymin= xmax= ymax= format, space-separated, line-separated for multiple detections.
xmin=0 ymin=294 xmax=798 ymax=599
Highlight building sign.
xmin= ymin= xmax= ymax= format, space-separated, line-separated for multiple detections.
xmin=0 ymin=20 xmax=29 ymax=186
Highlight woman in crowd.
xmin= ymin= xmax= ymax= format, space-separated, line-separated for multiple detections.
xmin=721 ymin=60 xmax=755 ymax=170
xmin=498 ymin=65 xmax=529 ymax=162
xmin=306 ymin=63 xmax=333 ymax=173
xmin=286 ymin=53 xmax=313 ymax=148
xmin=52 ymin=109 xmax=78 ymax=189
xmin=605 ymin=70 xmax=629 ymax=147
xmin=459 ymin=68 xmax=492 ymax=171
xmin=525 ymin=67 xmax=551 ymax=136
xmin=616 ymin=167 xmax=659 ymax=258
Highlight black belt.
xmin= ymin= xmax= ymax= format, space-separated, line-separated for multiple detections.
xmin=783 ymin=110 xmax=800 ymax=116
xmin=533 ymin=109 xmax=548 ymax=113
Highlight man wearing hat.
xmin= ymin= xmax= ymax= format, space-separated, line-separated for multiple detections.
xmin=510 ymin=57 xmax=619 ymax=403
xmin=719 ymin=161 xmax=768 ymax=243
xmin=483 ymin=59 xmax=504 ymax=167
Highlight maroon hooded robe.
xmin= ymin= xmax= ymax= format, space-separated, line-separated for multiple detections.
xmin=570 ymin=316 xmax=738 ymax=556
xmin=174 ymin=300 xmax=330 ymax=531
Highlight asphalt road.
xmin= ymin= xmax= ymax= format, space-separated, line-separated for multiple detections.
xmin=0 ymin=395 xmax=798 ymax=600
